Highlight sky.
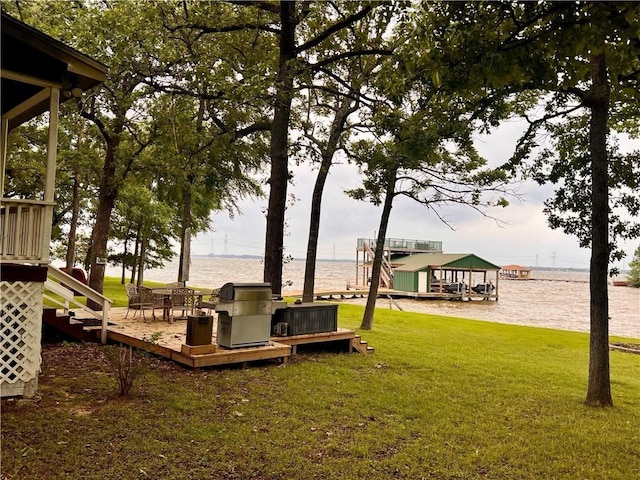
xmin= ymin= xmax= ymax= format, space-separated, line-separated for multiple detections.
xmin=193 ymin=120 xmax=638 ymax=271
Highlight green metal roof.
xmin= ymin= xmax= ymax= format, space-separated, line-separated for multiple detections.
xmin=393 ymin=253 xmax=501 ymax=272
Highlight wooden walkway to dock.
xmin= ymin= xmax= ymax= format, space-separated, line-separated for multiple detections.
xmin=291 ymin=288 xmax=497 ymax=302
xmin=49 ymin=307 xmax=372 ymax=369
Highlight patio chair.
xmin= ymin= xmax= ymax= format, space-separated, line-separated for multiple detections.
xmin=125 ymin=283 xmax=141 ymax=318
xmin=200 ymin=288 xmax=220 ymax=315
xmin=169 ymin=287 xmax=196 ymax=323
xmin=137 ymin=286 xmax=165 ymax=322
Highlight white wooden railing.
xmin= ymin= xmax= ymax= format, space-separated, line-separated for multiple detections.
xmin=44 ymin=265 xmax=112 ymax=344
xmin=1 ymin=198 xmax=54 ymax=263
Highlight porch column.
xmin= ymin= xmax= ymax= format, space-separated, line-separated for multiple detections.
xmin=40 ymin=87 xmax=60 ymax=264
xmin=1 ymin=117 xmax=7 ymax=197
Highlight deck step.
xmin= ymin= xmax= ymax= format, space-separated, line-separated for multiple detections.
xmin=42 ymin=308 xmax=99 ymax=343
xmin=351 ymin=335 xmax=374 ymax=354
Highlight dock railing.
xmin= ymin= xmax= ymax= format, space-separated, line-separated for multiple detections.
xmin=357 ymin=237 xmax=443 ymax=252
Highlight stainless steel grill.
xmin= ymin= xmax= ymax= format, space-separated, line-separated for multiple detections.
xmin=215 ymin=283 xmax=286 ymax=348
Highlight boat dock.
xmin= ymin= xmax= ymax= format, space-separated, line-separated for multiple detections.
xmin=289 ymin=288 xmax=495 ymax=302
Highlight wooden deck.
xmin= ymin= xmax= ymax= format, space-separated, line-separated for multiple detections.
xmin=62 ymin=307 xmax=372 ymax=369
xmin=378 ymin=289 xmax=498 ymax=301
xmin=288 ymin=288 xmax=497 ymax=301
xmin=288 ymin=289 xmax=368 ymax=300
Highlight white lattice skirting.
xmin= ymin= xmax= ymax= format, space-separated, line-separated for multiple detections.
xmin=1 ymin=280 xmax=43 ymax=397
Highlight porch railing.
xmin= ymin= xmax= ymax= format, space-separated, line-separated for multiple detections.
xmin=44 ymin=265 xmax=113 ymax=344
xmin=1 ymin=198 xmax=54 ymax=263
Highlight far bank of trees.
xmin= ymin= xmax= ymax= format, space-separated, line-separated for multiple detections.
xmin=3 ymin=1 xmax=639 ymax=407
xmin=628 ymin=245 xmax=640 ymax=287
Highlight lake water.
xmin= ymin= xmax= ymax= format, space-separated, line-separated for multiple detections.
xmin=107 ymin=256 xmax=639 ymax=339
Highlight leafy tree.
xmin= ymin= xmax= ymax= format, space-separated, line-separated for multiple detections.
xmin=109 ymin=180 xmax=175 ymax=285
xmin=149 ymin=94 xmax=265 ymax=284
xmin=7 ymin=1 xmax=170 ymax=307
xmin=628 ymin=245 xmax=640 ymax=287
xmin=150 ymin=1 xmax=276 ymax=281
xmin=163 ymin=1 xmax=389 ymax=293
xmin=413 ymin=1 xmax=640 ymax=406
xmin=3 ymin=120 xmax=50 ymax=201
xmin=347 ymin=102 xmax=509 ymax=330
xmin=298 ymin=4 xmax=396 ymax=302
xmin=9 ymin=0 xmax=271 ymax=293
xmin=53 ymin=111 xmax=102 ymax=272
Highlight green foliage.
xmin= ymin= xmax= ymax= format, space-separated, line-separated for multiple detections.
xmin=534 ymin=116 xmax=640 ymax=263
xmin=111 ymin=181 xmax=175 ymax=273
xmin=628 ymin=245 xmax=640 ymax=287
xmin=4 ymin=122 xmax=48 ymax=198
xmin=3 ymin=0 xmax=272 ymax=282
xmin=346 ymin=65 xmax=511 ymax=227
xmin=409 ymin=2 xmax=640 ymax=265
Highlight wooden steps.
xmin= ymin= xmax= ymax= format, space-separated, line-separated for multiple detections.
xmin=42 ymin=308 xmax=100 ymax=342
xmin=351 ymin=334 xmax=374 ymax=354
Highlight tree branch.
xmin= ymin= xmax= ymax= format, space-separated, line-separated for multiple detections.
xmin=295 ymin=5 xmax=375 ymax=54
xmin=309 ymin=49 xmax=393 ymax=71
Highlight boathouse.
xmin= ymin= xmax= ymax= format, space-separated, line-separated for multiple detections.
xmin=500 ymin=264 xmax=532 ymax=280
xmin=355 ymin=237 xmax=443 ymax=289
xmin=391 ymin=253 xmax=500 ymax=300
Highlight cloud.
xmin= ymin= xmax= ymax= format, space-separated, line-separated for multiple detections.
xmin=194 ymin=123 xmax=638 ymax=270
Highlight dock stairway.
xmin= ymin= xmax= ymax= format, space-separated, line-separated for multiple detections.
xmin=362 ymin=241 xmax=393 ymax=289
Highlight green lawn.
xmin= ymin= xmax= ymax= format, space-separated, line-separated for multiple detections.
xmin=3 ymin=287 xmax=639 ymax=479
xmin=44 ymin=277 xmax=172 ymax=308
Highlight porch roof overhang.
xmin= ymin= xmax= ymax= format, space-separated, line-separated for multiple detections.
xmin=1 ymin=12 xmax=108 ymax=130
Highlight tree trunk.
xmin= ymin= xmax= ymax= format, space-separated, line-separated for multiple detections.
xmin=360 ymin=167 xmax=397 ymax=330
xmin=302 ymin=160 xmax=330 ymax=303
xmin=264 ymin=1 xmax=297 ymax=295
xmin=302 ymin=98 xmax=355 ymax=302
xmin=121 ymin=232 xmax=130 ymax=285
xmin=130 ymin=226 xmax=140 ymax=284
xmin=178 ymin=182 xmax=193 ymax=283
xmin=586 ymin=51 xmax=613 ymax=407
xmin=87 ymin=135 xmax=120 ymax=310
xmin=137 ymin=237 xmax=146 ymax=287
xmin=64 ymin=171 xmax=80 ymax=273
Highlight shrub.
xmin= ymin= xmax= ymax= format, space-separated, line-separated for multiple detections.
xmin=104 ymin=344 xmax=145 ymax=396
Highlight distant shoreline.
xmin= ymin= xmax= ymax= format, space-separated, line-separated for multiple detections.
xmin=191 ymin=254 xmax=614 ymax=272
xmin=192 ymin=254 xmax=355 ymax=264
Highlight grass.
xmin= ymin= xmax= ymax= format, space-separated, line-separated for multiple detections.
xmin=4 ymin=287 xmax=640 ymax=479
xmin=44 ymin=277 xmax=208 ymax=309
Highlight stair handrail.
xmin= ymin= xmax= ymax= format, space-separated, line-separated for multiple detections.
xmin=45 ymin=265 xmax=112 ymax=344
xmin=363 ymin=241 xmax=393 ymax=288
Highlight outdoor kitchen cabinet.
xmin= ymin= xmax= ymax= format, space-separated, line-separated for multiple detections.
xmin=271 ymin=303 xmax=338 ymax=336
